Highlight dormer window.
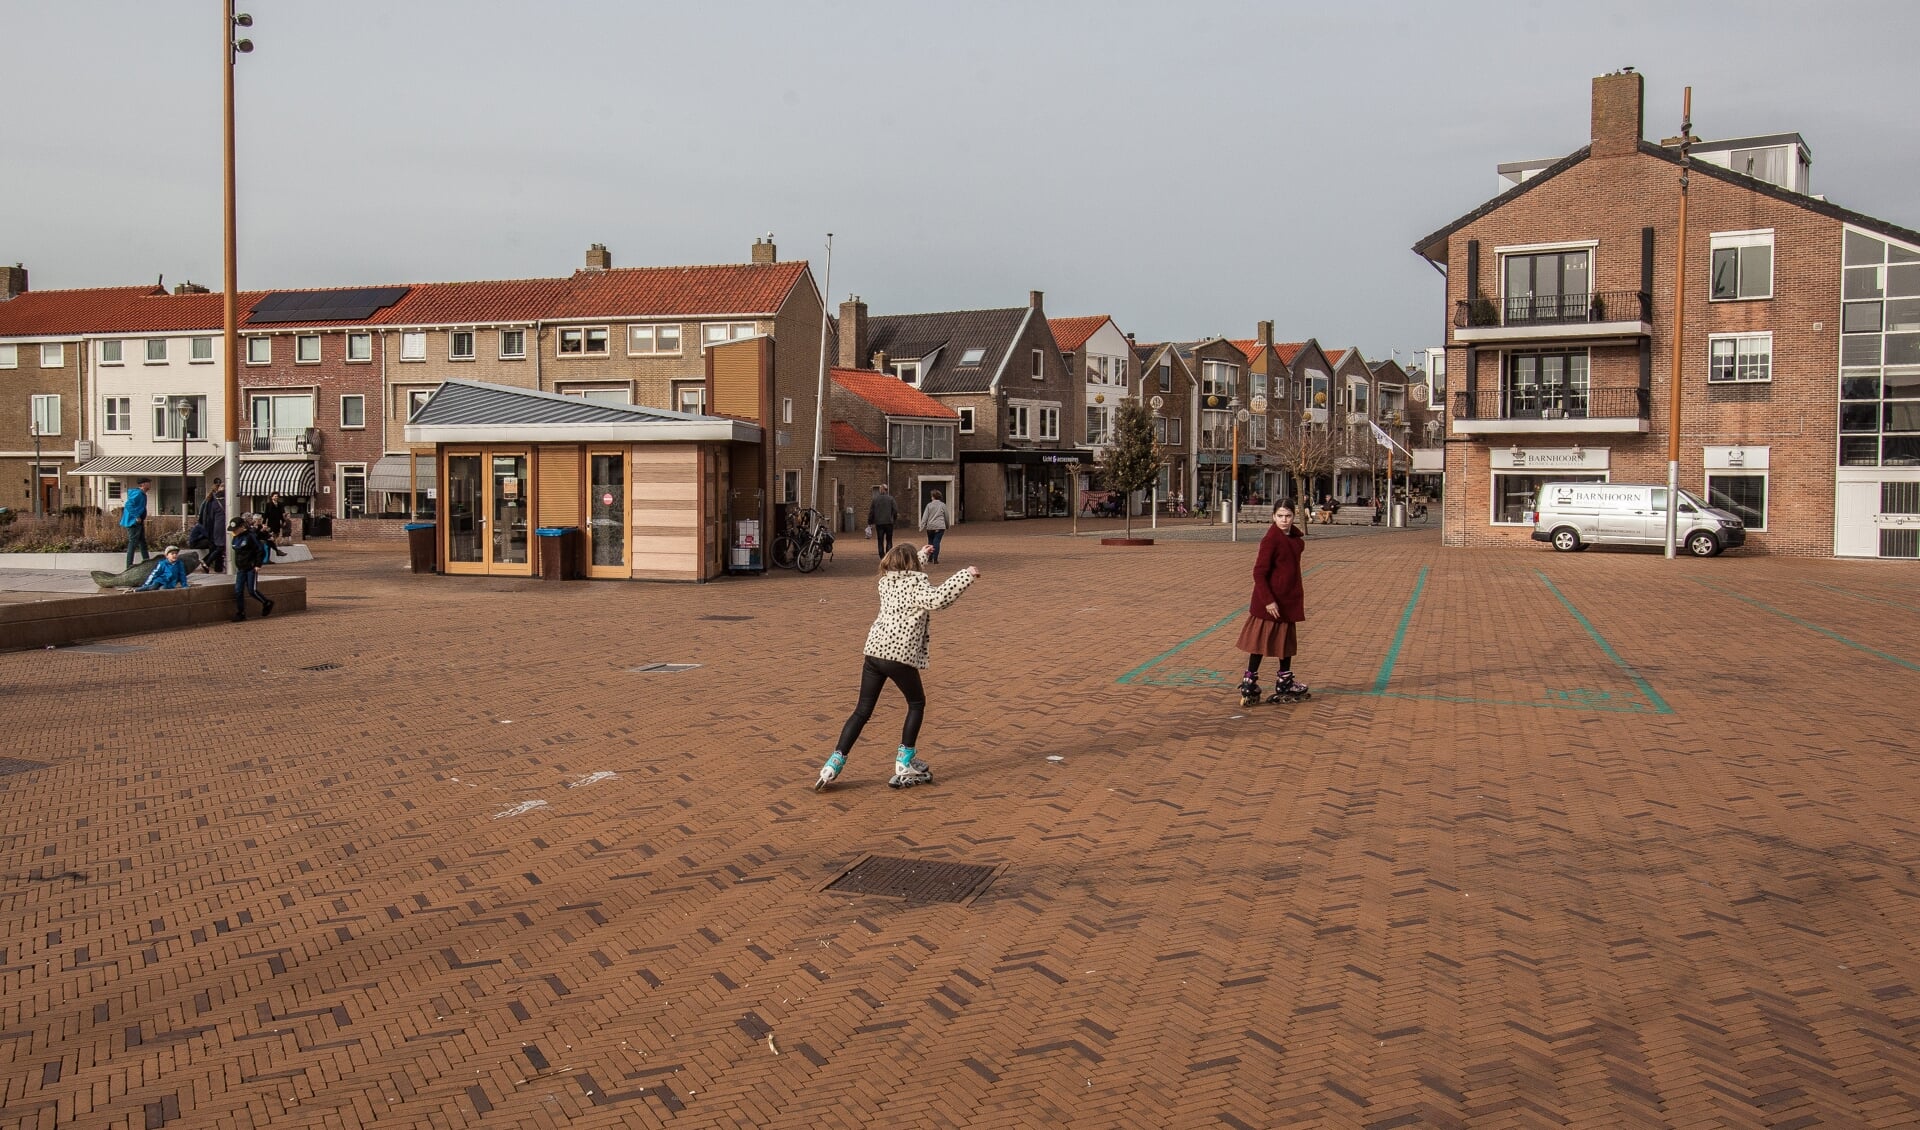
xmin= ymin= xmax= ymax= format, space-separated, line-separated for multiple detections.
xmin=958 ymin=348 xmax=986 ymax=367
xmin=892 ymin=361 xmax=921 ymax=385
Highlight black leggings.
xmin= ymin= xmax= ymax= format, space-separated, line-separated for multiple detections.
xmin=1245 ymin=655 xmax=1292 ymax=674
xmin=835 ymin=655 xmax=925 ymax=754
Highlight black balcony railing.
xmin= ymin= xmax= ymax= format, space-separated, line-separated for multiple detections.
xmin=1453 ymin=290 xmax=1652 ymax=329
xmin=1451 ymin=386 xmax=1649 ymax=421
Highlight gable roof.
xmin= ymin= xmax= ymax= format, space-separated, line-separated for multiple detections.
xmin=1047 ymin=315 xmax=1112 ymax=355
xmin=1412 ymin=146 xmax=1591 ymax=262
xmin=866 ymin=307 xmax=1029 ymax=395
xmin=1225 ymin=339 xmax=1261 ymax=363
xmin=830 ymin=421 xmax=886 ymax=455
xmin=831 ymin=367 xmax=959 ymax=419
xmin=0 ymin=285 xmax=241 ymax=336
xmin=547 ymin=261 xmax=808 ymax=320
xmin=1324 ymin=348 xmax=1349 ymax=366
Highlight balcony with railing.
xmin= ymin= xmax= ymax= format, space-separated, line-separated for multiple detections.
xmin=1451 ymin=290 xmax=1653 ymax=344
xmin=243 ymin=426 xmax=323 ymax=456
xmin=1449 ymin=386 xmax=1650 ymax=435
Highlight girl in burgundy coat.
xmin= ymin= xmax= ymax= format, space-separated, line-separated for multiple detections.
xmin=1235 ymin=501 xmax=1310 ymax=705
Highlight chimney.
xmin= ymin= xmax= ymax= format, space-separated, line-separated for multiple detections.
xmin=871 ymin=349 xmax=890 ymax=373
xmin=173 ymin=280 xmax=210 ymax=295
xmin=2 ymin=263 xmax=27 ymax=300
xmin=839 ymin=295 xmax=868 ymax=369
xmin=1029 ymin=290 xmax=1044 ymax=312
xmin=1591 ymin=68 xmax=1644 ymax=158
xmin=752 ymin=234 xmax=777 ymax=264
xmin=584 ymin=243 xmax=612 ymax=270
xmin=1257 ymin=319 xmax=1273 ymax=347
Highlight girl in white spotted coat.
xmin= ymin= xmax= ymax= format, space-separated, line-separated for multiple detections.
xmin=816 ymin=543 xmax=980 ymax=791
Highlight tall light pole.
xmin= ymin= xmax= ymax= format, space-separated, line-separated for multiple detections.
xmin=222 ymin=2 xmax=253 ymax=543
xmin=1229 ymin=396 xmax=1243 ymax=542
xmin=1664 ymin=86 xmax=1692 ymax=559
xmin=178 ymin=401 xmax=191 ymax=530
xmin=809 ymin=233 xmax=833 ymax=517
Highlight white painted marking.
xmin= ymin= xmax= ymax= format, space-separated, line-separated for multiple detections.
xmin=491 ymin=799 xmax=548 ymax=819
xmin=1045 ymin=755 xmax=1065 ymax=762
xmin=566 ymin=771 xmax=617 ymax=788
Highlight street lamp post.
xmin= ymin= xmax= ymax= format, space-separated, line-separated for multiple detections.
xmin=1229 ymin=397 xmax=1241 ymax=542
xmin=179 ymin=400 xmax=192 ymax=531
xmin=221 ymin=2 xmax=254 ymax=551
xmin=29 ymin=422 xmax=42 ymax=517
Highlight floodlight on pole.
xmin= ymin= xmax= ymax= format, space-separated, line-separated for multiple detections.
xmin=221 ymin=0 xmax=253 ymax=556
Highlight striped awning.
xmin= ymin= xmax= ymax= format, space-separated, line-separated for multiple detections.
xmin=236 ymin=461 xmax=317 ymax=496
xmin=367 ymin=454 xmax=437 ymax=494
xmin=70 ymin=454 xmax=223 ymax=477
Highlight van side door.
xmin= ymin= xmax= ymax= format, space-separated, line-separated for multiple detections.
xmin=1597 ymin=488 xmax=1655 ymax=542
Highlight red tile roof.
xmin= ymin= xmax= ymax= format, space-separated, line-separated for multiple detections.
xmin=830 ymin=421 xmax=886 ymax=455
xmin=831 ymin=367 xmax=959 ymax=419
xmin=1226 ymin=339 xmax=1262 ymax=363
xmin=547 ymin=262 xmax=808 ymax=320
xmin=1324 ymin=348 xmax=1348 ymax=365
xmin=1047 ymin=315 xmax=1110 ymax=355
xmin=1273 ymin=342 xmax=1309 ymax=364
xmin=0 ymin=286 xmax=244 ymax=336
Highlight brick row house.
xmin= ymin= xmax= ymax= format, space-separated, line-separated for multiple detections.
xmin=1415 ymin=68 xmax=1920 ymax=557
xmin=825 ymin=366 xmax=961 ymax=529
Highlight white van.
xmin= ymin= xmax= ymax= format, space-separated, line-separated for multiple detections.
xmin=1530 ymin=482 xmax=1746 ymax=556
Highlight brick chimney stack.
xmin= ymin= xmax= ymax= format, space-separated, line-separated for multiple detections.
xmin=1257 ymin=319 xmax=1273 ymax=347
xmin=1591 ymin=68 xmax=1644 ymax=158
xmin=871 ymin=350 xmax=890 ymax=373
xmin=1 ymin=263 xmax=26 ymax=300
xmin=752 ymin=235 xmax=777 ymax=264
xmin=1029 ymin=290 xmax=1044 ymax=312
xmin=173 ymin=281 xmax=210 ymax=295
xmin=584 ymin=243 xmax=612 ymax=270
xmin=838 ymin=295 xmax=868 ymax=369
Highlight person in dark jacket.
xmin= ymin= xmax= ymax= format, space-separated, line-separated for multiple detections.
xmin=228 ymin=517 xmax=273 ymax=621
xmin=121 ymin=477 xmax=153 ymax=568
xmin=261 ymin=492 xmax=291 ymax=552
xmin=867 ymin=485 xmax=898 ymax=558
xmin=1234 ymin=501 xmax=1309 ymax=705
xmin=199 ymin=482 xmax=227 ymax=572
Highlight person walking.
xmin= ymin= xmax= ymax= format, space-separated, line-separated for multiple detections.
xmin=1235 ymin=501 xmax=1310 ymax=706
xmin=121 ymin=477 xmax=153 ymax=569
xmin=227 ymin=517 xmax=273 ymax=621
xmin=815 ymin=544 xmax=980 ymax=792
xmin=131 ymin=545 xmax=190 ymax=592
xmin=867 ymin=484 xmax=898 ymax=558
xmin=199 ymin=481 xmax=228 ymax=572
xmin=919 ymin=489 xmax=950 ymax=564
xmin=261 ymin=492 xmax=292 ymax=552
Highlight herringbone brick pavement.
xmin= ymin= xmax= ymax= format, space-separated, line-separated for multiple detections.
xmin=1 ymin=524 xmax=1917 ymax=1128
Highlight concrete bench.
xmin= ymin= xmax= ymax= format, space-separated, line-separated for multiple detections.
xmin=0 ymin=574 xmax=307 ymax=651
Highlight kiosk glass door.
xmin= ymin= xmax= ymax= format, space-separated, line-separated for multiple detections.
xmin=491 ymin=454 xmax=530 ymax=567
xmin=589 ymin=451 xmax=626 ymax=574
xmin=447 ymin=454 xmax=483 ymax=565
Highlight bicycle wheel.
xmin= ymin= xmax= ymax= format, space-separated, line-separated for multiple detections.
xmin=770 ymin=534 xmax=800 ymax=569
xmin=796 ymin=539 xmax=822 ymax=573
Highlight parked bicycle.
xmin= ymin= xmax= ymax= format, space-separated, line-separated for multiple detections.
xmin=770 ymin=508 xmax=835 ymax=572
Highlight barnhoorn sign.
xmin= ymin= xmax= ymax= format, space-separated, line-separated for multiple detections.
xmin=1490 ymin=446 xmax=1610 ymax=472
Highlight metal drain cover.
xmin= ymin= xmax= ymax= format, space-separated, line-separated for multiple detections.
xmin=627 ymin=663 xmax=701 ymax=673
xmin=58 ymin=643 xmax=148 ymax=654
xmin=0 ymin=758 xmax=51 ymax=779
xmin=824 ymin=855 xmax=999 ymax=904
xmin=698 ymin=615 xmax=754 ymax=622
xmin=301 ymin=662 xmax=342 ymax=672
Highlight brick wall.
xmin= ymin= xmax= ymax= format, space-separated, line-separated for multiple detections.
xmin=241 ymin=328 xmax=388 ymax=513
xmin=2 ymin=338 xmax=82 ymax=511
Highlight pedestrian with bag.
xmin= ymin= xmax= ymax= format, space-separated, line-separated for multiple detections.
xmin=919 ymin=489 xmax=949 ymax=564
xmin=867 ymin=484 xmax=897 ymax=558
xmin=815 ymin=544 xmax=979 ymax=791
xmin=227 ymin=517 xmax=273 ymax=622
xmin=262 ymin=492 xmax=292 ymax=552
xmin=1234 ymin=501 xmax=1311 ymax=706
xmin=199 ymin=481 xmax=227 ymax=572
xmin=120 ymin=477 xmax=153 ymax=569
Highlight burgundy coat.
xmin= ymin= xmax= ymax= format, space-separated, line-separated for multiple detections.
xmin=1248 ymin=525 xmax=1306 ymax=623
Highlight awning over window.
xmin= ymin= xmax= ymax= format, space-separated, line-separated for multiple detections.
xmin=236 ymin=461 xmax=317 ymax=497
xmin=367 ymin=454 xmax=437 ymax=494
xmin=70 ymin=454 xmax=223 ymax=477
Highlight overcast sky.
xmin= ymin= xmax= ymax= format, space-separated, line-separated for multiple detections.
xmin=8 ymin=1 xmax=1918 ymax=360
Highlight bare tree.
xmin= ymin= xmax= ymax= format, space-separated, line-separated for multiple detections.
xmin=1268 ymin=418 xmax=1340 ymax=504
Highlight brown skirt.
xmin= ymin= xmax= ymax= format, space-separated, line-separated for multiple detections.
xmin=1235 ymin=616 xmax=1297 ymax=658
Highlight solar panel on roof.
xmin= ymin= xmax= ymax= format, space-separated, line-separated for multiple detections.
xmin=248 ymin=286 xmax=409 ymax=324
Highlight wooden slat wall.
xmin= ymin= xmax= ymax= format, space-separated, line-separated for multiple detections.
xmin=538 ymin=446 xmax=582 ymax=528
xmin=709 ymin=337 xmax=765 ymax=421
xmin=630 ymin=444 xmax=701 ymax=580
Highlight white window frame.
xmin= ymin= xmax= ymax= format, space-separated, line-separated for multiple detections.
xmin=1250 ymin=415 xmax=1266 ymax=450
xmin=103 ymin=396 xmax=132 ymax=434
xmin=29 ymin=394 xmax=61 ymax=437
xmin=1708 ymin=332 xmax=1773 ymax=384
xmin=957 ymin=406 xmax=975 ymax=434
xmin=888 ymin=422 xmax=955 ymax=461
xmin=499 ymin=328 xmax=527 ymax=359
xmin=1709 ymin=229 xmax=1775 ymax=302
xmin=106 ymin=479 xmax=124 ymax=502
xmin=400 ymin=332 xmax=427 ymax=361
xmin=449 ymin=330 xmax=476 ymax=361
xmin=893 ymin=361 xmax=921 ymax=385
xmin=626 ymin=324 xmax=682 ymax=356
xmin=295 ymin=334 xmax=321 ymax=364
xmin=958 ymin=347 xmax=987 ymax=367
xmin=558 ymin=326 xmax=610 ymax=356
xmin=561 ymin=386 xmax=633 ymax=406
xmin=1201 ymin=360 xmax=1238 ymax=397
xmin=1007 ymin=403 xmax=1031 ymax=439
xmin=100 ymin=339 xmax=125 ymax=365
xmin=340 ymin=393 xmax=366 ymax=430
xmin=246 ymin=337 xmax=271 ymax=365
xmin=41 ymin=343 xmax=64 ymax=368
xmin=190 ymin=336 xmax=214 ymax=363
xmin=1086 ymin=404 xmax=1112 ymax=446
xmin=1039 ymin=406 xmax=1060 ymax=440
xmin=142 ymin=338 xmax=166 ymax=364
xmin=346 ymin=332 xmax=373 ymax=363
xmin=782 ymin=397 xmax=794 ymax=424
xmin=338 ymin=462 xmax=368 ymax=519
xmin=155 ymin=395 xmax=207 ymax=441
xmin=1031 ymin=348 xmax=1045 ymax=380
xmin=0 ymin=344 xmax=15 ymax=368
xmin=701 ymin=322 xmax=754 ymax=347
xmin=673 ymin=381 xmax=707 ymax=414
xmin=1704 ymin=470 xmax=1768 ymax=532
xmin=1168 ymin=416 xmax=1183 ymax=446
xmin=781 ymin=469 xmax=800 ymax=504
xmin=1157 ymin=359 xmax=1172 ymax=391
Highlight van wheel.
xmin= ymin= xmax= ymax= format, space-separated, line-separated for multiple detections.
xmin=1551 ymin=527 xmax=1581 ymax=552
xmin=1686 ymin=531 xmax=1720 ymax=557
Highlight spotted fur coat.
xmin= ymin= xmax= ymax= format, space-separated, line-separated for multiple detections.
xmin=863 ymin=552 xmax=977 ymax=669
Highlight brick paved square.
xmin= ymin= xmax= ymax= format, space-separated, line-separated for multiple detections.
xmin=3 ymin=525 xmax=1917 ymax=1127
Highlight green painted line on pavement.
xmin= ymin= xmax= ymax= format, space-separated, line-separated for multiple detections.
xmin=1696 ymin=578 xmax=1920 ymax=673
xmin=1320 ymin=688 xmax=1656 ymax=713
xmin=1118 ymin=562 xmax=1332 ymax=685
xmin=1532 ymin=571 xmax=1673 ymax=715
xmin=1370 ymin=565 xmax=1429 ymax=693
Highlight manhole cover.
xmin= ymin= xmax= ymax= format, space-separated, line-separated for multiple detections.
xmin=824 ymin=855 xmax=999 ymax=904
xmin=627 ymin=663 xmax=701 ymax=673
xmin=0 ymin=758 xmax=51 ymax=779
xmin=301 ymin=662 xmax=342 ymax=672
xmin=57 ymin=643 xmax=148 ymax=654
xmin=697 ymin=615 xmax=754 ymax=622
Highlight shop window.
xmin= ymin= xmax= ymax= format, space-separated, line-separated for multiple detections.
xmin=1492 ymin=472 xmax=1605 ymax=525
xmin=1706 ymin=473 xmax=1767 ymax=531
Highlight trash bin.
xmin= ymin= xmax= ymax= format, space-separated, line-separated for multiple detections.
xmin=535 ymin=527 xmax=583 ymax=579
xmin=403 ymin=522 xmax=437 ymax=574
xmin=304 ymin=513 xmax=334 ymax=538
xmin=1390 ymin=503 xmax=1406 ymax=528
xmin=843 ymin=506 xmax=856 ymax=534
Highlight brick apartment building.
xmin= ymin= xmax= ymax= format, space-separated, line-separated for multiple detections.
xmin=1416 ymin=68 xmax=1920 ymax=558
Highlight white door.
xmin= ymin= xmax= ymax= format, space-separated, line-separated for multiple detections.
xmin=1835 ymin=480 xmax=1879 ymax=557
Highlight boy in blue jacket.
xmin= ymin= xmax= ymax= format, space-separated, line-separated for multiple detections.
xmin=133 ymin=545 xmax=190 ymax=592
